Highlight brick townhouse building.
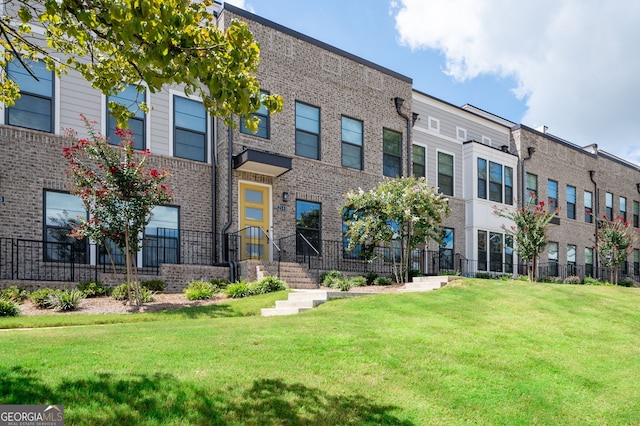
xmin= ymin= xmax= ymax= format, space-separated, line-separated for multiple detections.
xmin=1 ymin=2 xmax=639 ymax=289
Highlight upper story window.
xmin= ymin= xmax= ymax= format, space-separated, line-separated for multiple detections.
xmin=620 ymin=196 xmax=627 ymax=222
xmin=341 ymin=116 xmax=363 ymax=170
xmin=489 ymin=161 xmax=503 ymax=203
xmin=548 ymin=179 xmax=558 ymax=210
xmin=174 ymin=96 xmax=207 ymax=162
xmin=477 ymin=158 xmax=487 ymax=199
xmin=428 ymin=116 xmax=440 ymax=133
xmin=584 ymin=190 xmax=593 ymax=223
xmin=504 ymin=166 xmax=513 ymax=205
xmin=526 ymin=173 xmax=538 ymax=204
xmin=456 ymin=127 xmax=467 ymax=141
xmin=240 ymin=91 xmax=269 ymax=139
xmin=44 ymin=190 xmax=87 ymax=264
xmin=412 ymin=145 xmax=426 ymax=178
xmin=634 ymin=201 xmax=639 ymax=228
xmin=478 ymin=158 xmax=512 ymax=205
xmin=566 ymin=185 xmax=576 ymax=220
xmin=606 ymin=192 xmax=613 ymax=220
xmin=6 ymin=59 xmax=54 ymax=133
xmin=295 ymin=102 xmax=320 ymax=160
xmin=107 ymin=84 xmax=146 ymax=150
xmin=482 ymin=136 xmax=492 ymax=145
xmin=383 ymin=128 xmax=402 ymax=177
xmin=437 ymin=152 xmax=454 ymax=196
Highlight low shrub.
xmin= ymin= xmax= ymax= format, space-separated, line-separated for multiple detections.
xmin=475 ymin=272 xmax=493 ymax=279
xmin=347 ymin=276 xmax=367 ymax=287
xmin=334 ymin=280 xmax=352 ymax=292
xmin=583 ymin=276 xmax=613 ymax=286
xmin=184 ymin=280 xmax=215 ymax=301
xmin=210 ymin=278 xmax=229 ymax=292
xmin=225 ymin=281 xmax=252 ymax=299
xmin=538 ymin=276 xmax=563 ymax=284
xmin=618 ymin=279 xmax=635 ymax=288
xmin=373 ymin=276 xmax=393 ymax=286
xmin=1 ymin=285 xmax=28 ymax=303
xmin=563 ymin=276 xmax=582 ymax=285
xmin=77 ymin=280 xmax=110 ymax=298
xmin=321 ymin=270 xmax=344 ymax=288
xmin=252 ymin=276 xmax=287 ymax=294
xmin=364 ymin=272 xmax=378 ymax=285
xmin=141 ymin=279 xmax=166 ymax=292
xmin=138 ymin=287 xmax=156 ymax=303
xmin=0 ymin=298 xmax=20 ymax=317
xmin=111 ymin=284 xmax=129 ymax=301
xmin=30 ymin=288 xmax=62 ymax=309
xmin=49 ymin=289 xmax=85 ymax=312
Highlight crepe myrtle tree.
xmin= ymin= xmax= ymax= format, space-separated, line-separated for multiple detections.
xmin=494 ymin=199 xmax=559 ymax=281
xmin=0 ymin=0 xmax=282 ymax=129
xmin=342 ymin=177 xmax=451 ymax=284
xmin=597 ymin=215 xmax=637 ymax=284
xmin=64 ymin=116 xmax=171 ymax=305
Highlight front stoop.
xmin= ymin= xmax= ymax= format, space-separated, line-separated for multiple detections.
xmin=398 ymin=275 xmax=454 ymax=292
xmin=261 ymin=290 xmax=373 ymax=317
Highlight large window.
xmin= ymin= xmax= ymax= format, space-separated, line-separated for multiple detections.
xmin=620 ymin=197 xmax=627 ymax=222
xmin=606 ymin=192 xmax=613 ymax=220
xmin=635 ymin=201 xmax=639 ymax=228
xmin=143 ymin=205 xmax=179 ymax=267
xmin=383 ymin=128 xmax=402 ymax=177
xmin=489 ymin=161 xmax=503 ymax=203
xmin=477 ymin=158 xmax=487 ymax=199
xmin=439 ymin=228 xmax=454 ymax=270
xmin=566 ymin=185 xmax=576 ymax=220
xmin=412 ymin=145 xmax=426 ymax=178
xmin=585 ymin=247 xmax=594 ymax=278
xmin=567 ymin=244 xmax=577 ymax=276
xmin=296 ymin=200 xmax=321 ymax=255
xmin=341 ymin=116 xmax=363 ymax=170
xmin=107 ymin=84 xmax=146 ymax=150
xmin=548 ymin=241 xmax=559 ymax=277
xmin=6 ymin=59 xmax=54 ymax=132
xmin=489 ymin=232 xmax=503 ymax=272
xmin=240 ymin=91 xmax=269 ymax=139
xmin=635 ymin=249 xmax=639 ymax=276
xmin=584 ymin=191 xmax=593 ymax=223
xmin=548 ymin=180 xmax=558 ymax=210
xmin=437 ymin=152 xmax=454 ymax=196
xmin=44 ymin=191 xmax=87 ymax=263
xmin=505 ymin=166 xmax=513 ymax=205
xmin=477 ymin=231 xmax=487 ymax=271
xmin=526 ymin=173 xmax=538 ymax=204
xmin=174 ymin=96 xmax=207 ymax=162
xmin=505 ymin=235 xmax=514 ymax=273
xmin=295 ymin=102 xmax=320 ymax=159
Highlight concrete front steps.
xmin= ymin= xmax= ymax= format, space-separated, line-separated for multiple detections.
xmin=398 ymin=275 xmax=455 ymax=292
xmin=261 ymin=289 xmax=374 ymax=317
xmin=257 ymin=262 xmax=318 ymax=289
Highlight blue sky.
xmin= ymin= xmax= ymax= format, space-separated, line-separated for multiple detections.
xmin=227 ymin=0 xmax=640 ymax=164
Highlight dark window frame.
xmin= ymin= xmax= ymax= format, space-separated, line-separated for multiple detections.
xmin=240 ymin=90 xmax=270 ymax=139
xmin=43 ymin=190 xmax=88 ymax=264
xmin=6 ymin=59 xmax=54 ymax=133
xmin=566 ymin=185 xmax=576 ymax=220
xmin=477 ymin=158 xmax=487 ymax=199
xmin=295 ymin=101 xmax=321 ymax=160
xmin=382 ymin=128 xmax=402 ymax=178
xmin=106 ymin=84 xmax=147 ymax=150
xmin=437 ymin=151 xmax=454 ymax=196
xmin=296 ymin=200 xmax=322 ymax=256
xmin=173 ymin=95 xmax=207 ymax=162
xmin=412 ymin=144 xmax=426 ymax=178
xmin=341 ymin=115 xmax=364 ymax=170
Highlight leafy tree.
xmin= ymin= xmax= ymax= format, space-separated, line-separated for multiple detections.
xmin=495 ymin=201 xmax=558 ymax=281
xmin=64 ymin=116 xmax=171 ymax=305
xmin=597 ymin=215 xmax=636 ymax=284
xmin=0 ymin=0 xmax=282 ymax=128
xmin=342 ymin=177 xmax=451 ymax=283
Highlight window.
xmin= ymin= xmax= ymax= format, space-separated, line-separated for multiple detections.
xmin=505 ymin=235 xmax=513 ymax=273
xmin=620 ymin=197 xmax=627 ymax=222
xmin=143 ymin=205 xmax=179 ymax=267
xmin=566 ymin=185 xmax=576 ymax=220
xmin=585 ymin=247 xmax=594 ymax=278
xmin=341 ymin=116 xmax=363 ymax=170
xmin=482 ymin=136 xmax=492 ymax=145
xmin=107 ymin=84 xmax=146 ymax=150
xmin=439 ymin=228 xmax=454 ymax=270
xmin=489 ymin=232 xmax=503 ymax=272
xmin=174 ymin=96 xmax=207 ymax=162
xmin=428 ymin=116 xmax=439 ymax=132
xmin=240 ymin=91 xmax=269 ymax=138
xmin=526 ymin=173 xmax=538 ymax=204
xmin=477 ymin=230 xmax=487 ymax=271
xmin=383 ymin=128 xmax=402 ymax=177
xmin=548 ymin=242 xmax=558 ymax=277
xmin=6 ymin=59 xmax=54 ymax=132
xmin=342 ymin=210 xmax=364 ymax=259
xmin=548 ymin=179 xmax=558 ymax=210
xmin=489 ymin=161 xmax=503 ymax=203
xmin=635 ymin=249 xmax=639 ymax=276
xmin=606 ymin=192 xmax=613 ymax=220
xmin=456 ymin=127 xmax=467 ymax=141
xmin=437 ymin=152 xmax=454 ymax=196
xmin=505 ymin=167 xmax=513 ymax=205
xmin=584 ymin=191 xmax=593 ymax=223
xmin=296 ymin=200 xmax=321 ymax=255
xmin=44 ymin=191 xmax=87 ymax=263
xmin=295 ymin=102 xmax=320 ymax=160
xmin=567 ymin=244 xmax=577 ymax=276
xmin=477 ymin=158 xmax=487 ymax=199
xmin=412 ymin=145 xmax=426 ymax=178
xmin=634 ymin=201 xmax=639 ymax=228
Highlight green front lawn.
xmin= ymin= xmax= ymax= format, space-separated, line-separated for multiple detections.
xmin=1 ymin=279 xmax=639 ymax=425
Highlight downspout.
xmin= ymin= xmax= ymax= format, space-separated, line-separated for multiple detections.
xmin=589 ymin=169 xmax=598 ymax=279
xmin=393 ymin=97 xmax=412 ymax=177
xmin=520 ymin=146 xmax=535 ymax=208
xmin=211 ymin=116 xmax=217 ymax=263
xmin=220 ymin=121 xmax=237 ymax=281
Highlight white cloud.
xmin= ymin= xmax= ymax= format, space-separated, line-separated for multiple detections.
xmin=393 ymin=0 xmax=640 ymax=163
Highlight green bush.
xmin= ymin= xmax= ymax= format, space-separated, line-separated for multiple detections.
xmin=111 ymin=284 xmax=129 ymax=301
xmin=252 ymin=276 xmax=287 ymax=294
xmin=475 ymin=272 xmax=493 ymax=279
xmin=0 ymin=298 xmax=20 ymax=316
xmin=348 ymin=276 xmax=367 ymax=287
xmin=77 ymin=280 xmax=109 ymax=298
xmin=1 ymin=285 xmax=28 ymax=303
xmin=49 ymin=289 xmax=85 ymax=312
xmin=563 ymin=276 xmax=582 ymax=285
xmin=225 ymin=281 xmax=252 ymax=299
xmin=210 ymin=278 xmax=229 ymax=292
xmin=141 ymin=279 xmax=166 ymax=292
xmin=538 ymin=276 xmax=563 ymax=284
xmin=30 ymin=288 xmax=62 ymax=309
xmin=334 ymin=280 xmax=352 ymax=292
xmin=618 ymin=279 xmax=634 ymax=288
xmin=364 ymin=272 xmax=378 ymax=285
xmin=373 ymin=276 xmax=393 ymax=286
xmin=321 ymin=270 xmax=344 ymax=288
xmin=138 ymin=287 xmax=155 ymax=303
xmin=184 ymin=280 xmax=215 ymax=301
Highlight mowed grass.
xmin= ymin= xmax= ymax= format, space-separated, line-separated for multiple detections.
xmin=2 ymin=279 xmax=640 ymax=425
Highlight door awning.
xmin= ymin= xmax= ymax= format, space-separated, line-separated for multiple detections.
xmin=233 ymin=148 xmax=292 ymax=177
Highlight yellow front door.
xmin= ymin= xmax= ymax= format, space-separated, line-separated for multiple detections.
xmin=239 ymin=182 xmax=271 ymax=260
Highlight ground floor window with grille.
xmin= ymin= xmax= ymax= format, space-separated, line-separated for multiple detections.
xmin=439 ymin=228 xmax=454 ymax=270
xmin=477 ymin=230 xmax=513 ymax=273
xmin=44 ymin=190 xmax=88 ymax=263
xmin=585 ymin=247 xmax=594 ymax=278
xmin=296 ymin=200 xmax=321 ymax=255
xmin=143 ymin=206 xmax=180 ymax=267
xmin=548 ymin=242 xmax=559 ymax=277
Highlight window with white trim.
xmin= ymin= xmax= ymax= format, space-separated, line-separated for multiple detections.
xmin=428 ymin=116 xmax=440 ymax=132
xmin=174 ymin=96 xmax=207 ymax=162
xmin=456 ymin=127 xmax=467 ymax=141
xmin=6 ymin=59 xmax=54 ymax=133
xmin=107 ymin=84 xmax=146 ymax=150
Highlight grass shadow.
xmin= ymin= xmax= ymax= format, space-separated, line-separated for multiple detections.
xmin=0 ymin=366 xmax=411 ymax=425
